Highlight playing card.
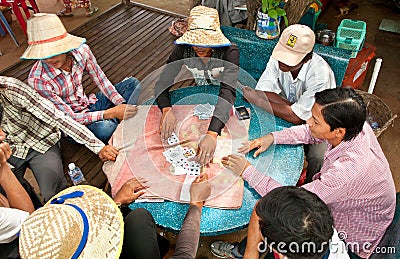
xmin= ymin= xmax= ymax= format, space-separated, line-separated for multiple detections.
xmin=173 ymin=165 xmax=188 ymax=176
xmin=183 ymin=161 xmax=201 ymax=176
xmin=182 ymin=147 xmax=196 ymax=159
xmin=193 ymin=104 xmax=215 ymax=120
xmin=163 ymin=145 xmax=185 ymax=165
xmin=167 ymin=133 xmax=180 ymax=145
xmin=179 ymin=174 xmax=198 ymax=201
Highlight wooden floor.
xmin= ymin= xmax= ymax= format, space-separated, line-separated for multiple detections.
xmin=0 ymin=2 xmax=190 ymax=190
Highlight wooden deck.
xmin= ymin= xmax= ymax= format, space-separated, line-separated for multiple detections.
xmin=0 ymin=2 xmax=190 ymax=190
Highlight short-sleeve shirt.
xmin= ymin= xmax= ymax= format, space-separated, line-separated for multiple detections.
xmin=0 ymin=207 xmax=29 ymax=243
xmin=255 ymin=53 xmax=336 ymax=120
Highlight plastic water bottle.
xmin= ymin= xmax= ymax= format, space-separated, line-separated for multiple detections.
xmin=68 ymin=163 xmax=86 ymax=185
xmin=366 ymin=114 xmax=380 ymax=130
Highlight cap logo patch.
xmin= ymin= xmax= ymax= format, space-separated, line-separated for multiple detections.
xmin=286 ymin=34 xmax=297 ymax=48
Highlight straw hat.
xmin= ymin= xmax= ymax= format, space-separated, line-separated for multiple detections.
xmin=19 ymin=185 xmax=124 ymax=259
xmin=272 ymin=24 xmax=315 ymax=66
xmin=175 ymin=6 xmax=231 ymax=47
xmin=21 ymin=13 xmax=86 ymax=60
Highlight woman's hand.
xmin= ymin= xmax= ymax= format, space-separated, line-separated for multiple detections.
xmin=160 ymin=107 xmax=177 ymax=140
xmin=221 ymin=154 xmax=251 ymax=176
xmin=197 ymin=131 xmax=217 ymax=165
xmin=238 ymin=133 xmax=274 ymax=158
xmin=113 ymin=178 xmax=148 ymax=206
xmin=190 ymin=174 xmax=211 ymax=206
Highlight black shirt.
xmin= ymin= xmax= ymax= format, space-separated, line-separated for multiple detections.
xmin=155 ymin=44 xmax=239 ymax=134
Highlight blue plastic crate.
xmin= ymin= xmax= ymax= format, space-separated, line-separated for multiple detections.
xmin=335 ymin=19 xmax=366 ymax=58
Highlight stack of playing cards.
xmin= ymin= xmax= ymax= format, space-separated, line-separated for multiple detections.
xmin=163 ymin=133 xmax=200 ymax=176
xmin=193 ymin=104 xmax=215 ymax=120
xmin=163 ymin=133 xmax=203 ymax=202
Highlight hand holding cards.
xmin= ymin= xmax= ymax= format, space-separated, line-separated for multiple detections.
xmin=163 ymin=133 xmax=201 ymax=176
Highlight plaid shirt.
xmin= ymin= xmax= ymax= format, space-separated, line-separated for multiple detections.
xmin=243 ymin=123 xmax=396 ymax=258
xmin=0 ymin=76 xmax=105 ymax=159
xmin=28 ymin=44 xmax=125 ymax=125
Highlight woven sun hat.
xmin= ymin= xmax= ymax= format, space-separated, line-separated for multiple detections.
xmin=21 ymin=13 xmax=86 ymax=60
xmin=272 ymin=24 xmax=315 ymax=67
xmin=19 ymin=185 xmax=124 ymax=259
xmin=175 ymin=6 xmax=231 ymax=48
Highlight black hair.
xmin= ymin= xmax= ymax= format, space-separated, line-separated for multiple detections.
xmin=315 ymin=87 xmax=366 ymax=141
xmin=256 ymin=186 xmax=333 ymax=259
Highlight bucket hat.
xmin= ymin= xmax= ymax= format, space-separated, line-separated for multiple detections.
xmin=19 ymin=185 xmax=124 ymax=259
xmin=272 ymin=24 xmax=315 ymax=66
xmin=21 ymin=13 xmax=86 ymax=60
xmin=175 ymin=6 xmax=231 ymax=47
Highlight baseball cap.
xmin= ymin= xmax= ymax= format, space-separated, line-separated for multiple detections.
xmin=271 ymin=24 xmax=315 ymax=66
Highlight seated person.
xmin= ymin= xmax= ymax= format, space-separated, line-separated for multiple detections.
xmin=155 ymin=6 xmax=239 ymax=165
xmin=243 ymin=24 xmax=336 ymax=182
xmin=19 ymin=175 xmax=211 ymax=259
xmin=0 ymin=76 xmax=119 ymax=202
xmin=0 ymin=126 xmax=34 ymax=259
xmin=220 ymin=88 xmax=396 ymax=258
xmin=211 ymin=186 xmax=349 ymax=259
xmin=22 ymin=13 xmax=140 ymax=143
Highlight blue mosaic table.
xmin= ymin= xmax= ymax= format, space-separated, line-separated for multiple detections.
xmin=128 ymin=85 xmax=304 ymax=236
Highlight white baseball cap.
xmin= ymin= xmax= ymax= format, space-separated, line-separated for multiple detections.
xmin=271 ymin=24 xmax=315 ymax=66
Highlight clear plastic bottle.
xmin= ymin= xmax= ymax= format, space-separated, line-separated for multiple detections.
xmin=366 ymin=114 xmax=380 ymax=130
xmin=67 ymin=163 xmax=86 ymax=185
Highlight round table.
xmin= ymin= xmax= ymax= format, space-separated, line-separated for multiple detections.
xmin=128 ymin=85 xmax=304 ymax=236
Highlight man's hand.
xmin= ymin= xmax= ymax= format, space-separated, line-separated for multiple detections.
xmin=221 ymin=154 xmax=251 ymax=176
xmin=0 ymin=142 xmax=12 ymax=180
xmin=0 ymin=142 xmax=11 ymax=166
xmin=0 ymin=193 xmax=10 ymax=208
xmin=197 ymin=131 xmax=217 ymax=165
xmin=243 ymin=86 xmax=264 ymax=105
xmin=238 ymin=133 xmax=274 ymax=158
xmin=98 ymin=145 xmax=119 ymax=162
xmin=160 ymin=107 xmax=177 ymax=140
xmin=113 ymin=178 xmax=148 ymax=206
xmin=190 ymin=174 xmax=211 ymax=206
xmin=104 ymin=104 xmax=138 ymax=121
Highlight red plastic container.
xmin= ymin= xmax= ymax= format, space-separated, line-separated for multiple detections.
xmin=341 ymin=43 xmax=376 ymax=89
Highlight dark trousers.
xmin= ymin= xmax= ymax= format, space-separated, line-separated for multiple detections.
xmin=7 ymin=144 xmax=67 ymax=203
xmin=120 ymin=208 xmax=169 ymax=259
xmin=0 ymin=238 xmax=20 ymax=259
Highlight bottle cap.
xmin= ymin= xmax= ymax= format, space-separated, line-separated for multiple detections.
xmin=68 ymin=163 xmax=76 ymax=171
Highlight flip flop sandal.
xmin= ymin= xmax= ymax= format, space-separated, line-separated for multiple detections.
xmin=56 ymin=10 xmax=74 ymax=17
xmin=85 ymin=6 xmax=99 ymax=17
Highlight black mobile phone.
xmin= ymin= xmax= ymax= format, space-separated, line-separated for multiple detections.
xmin=235 ymin=106 xmax=250 ymax=120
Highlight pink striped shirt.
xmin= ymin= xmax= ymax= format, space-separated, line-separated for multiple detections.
xmin=243 ymin=123 xmax=396 ymax=258
xmin=28 ymin=44 xmax=125 ymax=125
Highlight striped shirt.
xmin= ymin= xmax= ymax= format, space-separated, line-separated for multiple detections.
xmin=28 ymin=44 xmax=125 ymax=125
xmin=0 ymin=76 xmax=105 ymax=159
xmin=243 ymin=123 xmax=396 ymax=258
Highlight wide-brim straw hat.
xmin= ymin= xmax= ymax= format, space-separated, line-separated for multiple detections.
xmin=21 ymin=13 xmax=86 ymax=60
xmin=19 ymin=185 xmax=124 ymax=259
xmin=175 ymin=6 xmax=231 ymax=48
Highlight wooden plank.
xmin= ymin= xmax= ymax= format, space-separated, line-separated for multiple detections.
xmin=1 ymin=3 xmax=187 ymax=189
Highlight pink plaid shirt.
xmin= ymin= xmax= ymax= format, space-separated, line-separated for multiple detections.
xmin=28 ymin=44 xmax=125 ymax=125
xmin=243 ymin=123 xmax=396 ymax=258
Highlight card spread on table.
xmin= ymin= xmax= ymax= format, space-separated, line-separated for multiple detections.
xmin=167 ymin=132 xmax=180 ymax=145
xmin=193 ymin=103 xmax=215 ymax=120
xmin=163 ymin=140 xmax=200 ymax=176
xmin=113 ymin=105 xmax=248 ymax=209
